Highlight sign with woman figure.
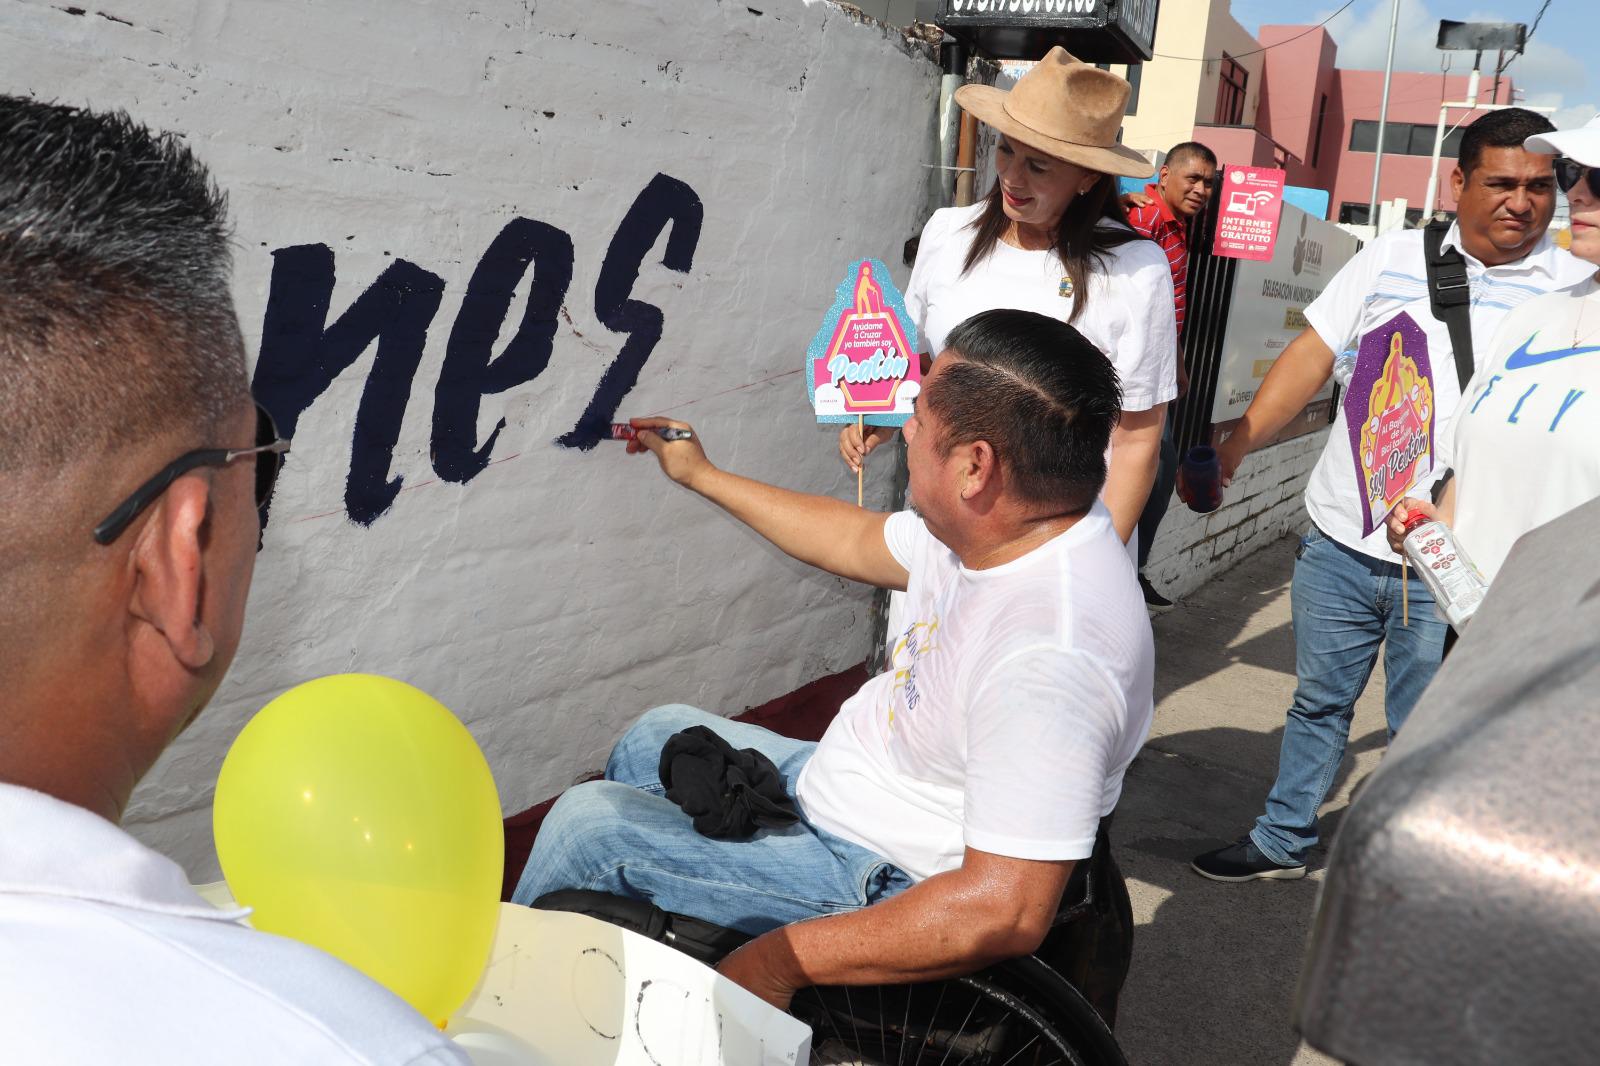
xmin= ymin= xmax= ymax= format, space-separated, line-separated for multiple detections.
xmin=1345 ymin=310 xmax=1436 ymax=536
xmin=808 ymin=258 xmax=920 ymax=427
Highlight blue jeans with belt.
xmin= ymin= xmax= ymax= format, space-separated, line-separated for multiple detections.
xmin=1249 ymin=525 xmax=1448 ymax=865
xmin=511 ymin=705 xmax=912 ymax=935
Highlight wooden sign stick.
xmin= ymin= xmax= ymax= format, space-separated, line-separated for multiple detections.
xmin=857 ymin=414 xmax=864 ymax=508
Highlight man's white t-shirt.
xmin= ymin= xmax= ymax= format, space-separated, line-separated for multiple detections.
xmin=796 ymin=503 xmax=1155 ymax=882
xmin=904 ymin=202 xmax=1178 ymax=413
xmin=1451 ymin=275 xmax=1600 ymax=582
xmin=1300 ymin=223 xmax=1588 ymax=561
xmin=0 ymin=784 xmax=468 ymax=1066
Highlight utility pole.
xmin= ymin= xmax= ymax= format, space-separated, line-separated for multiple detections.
xmin=1366 ymin=0 xmax=1402 ymax=228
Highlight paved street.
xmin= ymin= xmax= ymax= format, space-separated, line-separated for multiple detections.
xmin=1114 ymin=535 xmax=1393 ymax=1066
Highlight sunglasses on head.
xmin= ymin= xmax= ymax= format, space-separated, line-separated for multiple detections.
xmin=1554 ymin=157 xmax=1600 ymax=199
xmin=92 ymin=402 xmax=292 ymax=547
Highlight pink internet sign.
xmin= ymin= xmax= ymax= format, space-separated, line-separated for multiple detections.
xmin=1212 ymin=165 xmax=1286 ymax=262
xmin=807 ymin=259 xmax=920 ymax=426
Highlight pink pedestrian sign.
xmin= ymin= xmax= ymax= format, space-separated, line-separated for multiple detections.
xmin=1212 ymin=165 xmax=1287 ymax=261
xmin=806 ymin=259 xmax=920 ymax=427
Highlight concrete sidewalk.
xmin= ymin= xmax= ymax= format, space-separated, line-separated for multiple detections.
xmin=1114 ymin=535 xmax=1395 ymax=1066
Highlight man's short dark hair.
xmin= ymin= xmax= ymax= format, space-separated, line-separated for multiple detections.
xmin=0 ymin=96 xmax=248 ymax=478
xmin=927 ymin=309 xmax=1122 ymax=513
xmin=1458 ymin=108 xmax=1557 ymax=176
xmin=1166 ymin=142 xmax=1218 ymax=170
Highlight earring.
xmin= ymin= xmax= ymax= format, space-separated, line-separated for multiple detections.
xmin=1059 ymin=274 xmax=1075 ymax=298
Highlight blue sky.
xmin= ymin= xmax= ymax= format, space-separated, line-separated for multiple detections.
xmin=1229 ymin=0 xmax=1597 ymax=130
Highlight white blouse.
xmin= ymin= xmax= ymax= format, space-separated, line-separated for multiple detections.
xmin=903 ymin=202 xmax=1178 ymax=412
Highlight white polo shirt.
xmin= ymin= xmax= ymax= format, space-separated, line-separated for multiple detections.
xmin=0 ymin=784 xmax=469 ymax=1066
xmin=1300 ymin=223 xmax=1588 ymax=561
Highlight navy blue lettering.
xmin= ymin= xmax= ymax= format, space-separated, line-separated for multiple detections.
xmin=252 ymin=244 xmax=445 ymax=526
xmin=432 ymin=219 xmax=574 ymax=482
xmin=558 ymin=173 xmax=704 ymax=449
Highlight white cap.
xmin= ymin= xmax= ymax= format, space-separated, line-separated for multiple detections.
xmin=1524 ymin=113 xmax=1600 ymax=167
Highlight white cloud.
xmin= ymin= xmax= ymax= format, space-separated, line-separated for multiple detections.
xmin=1517 ymin=92 xmax=1598 ymax=133
xmin=1549 ymin=100 xmax=1598 ymax=132
xmin=1326 ymin=1 xmax=1590 ymax=113
xmin=1327 ymin=1 xmax=1451 ymax=74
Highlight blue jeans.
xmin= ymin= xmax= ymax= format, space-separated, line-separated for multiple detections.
xmin=1249 ymin=526 xmax=1448 ymax=865
xmin=511 ymin=705 xmax=912 ymax=935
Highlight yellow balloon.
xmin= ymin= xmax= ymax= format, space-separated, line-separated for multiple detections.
xmin=214 ymin=674 xmax=503 ymax=1025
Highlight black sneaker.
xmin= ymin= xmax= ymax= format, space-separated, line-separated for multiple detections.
xmin=1191 ymin=838 xmax=1307 ymax=882
xmin=1140 ymin=574 xmax=1175 ymax=614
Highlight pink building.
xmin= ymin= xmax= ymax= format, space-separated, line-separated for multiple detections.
xmin=1130 ymin=21 xmax=1516 ymax=225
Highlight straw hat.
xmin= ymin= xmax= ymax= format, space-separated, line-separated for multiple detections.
xmin=954 ymin=47 xmax=1154 ymax=179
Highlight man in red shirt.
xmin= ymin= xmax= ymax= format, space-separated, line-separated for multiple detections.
xmin=1124 ymin=141 xmax=1217 ymax=611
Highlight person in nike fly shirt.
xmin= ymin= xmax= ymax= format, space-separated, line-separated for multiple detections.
xmin=1388 ymin=114 xmax=1600 ymax=596
xmin=1188 ymin=108 xmax=1591 ymax=884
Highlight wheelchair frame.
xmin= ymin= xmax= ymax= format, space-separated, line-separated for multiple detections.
xmin=532 ymin=820 xmax=1131 ymax=1066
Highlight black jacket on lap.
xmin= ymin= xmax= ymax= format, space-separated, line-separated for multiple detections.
xmin=658 ymin=725 xmax=800 ymax=840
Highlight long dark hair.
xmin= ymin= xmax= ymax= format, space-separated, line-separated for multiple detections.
xmin=960 ymin=173 xmax=1144 ymax=325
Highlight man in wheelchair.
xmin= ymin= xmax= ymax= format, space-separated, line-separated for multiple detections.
xmin=512 ymin=309 xmax=1154 ymax=1014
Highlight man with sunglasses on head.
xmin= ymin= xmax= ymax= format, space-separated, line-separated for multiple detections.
xmin=1188 ymin=107 xmax=1592 ymax=884
xmin=0 ymin=97 xmax=466 ymax=1064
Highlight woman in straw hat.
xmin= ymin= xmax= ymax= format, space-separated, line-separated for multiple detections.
xmin=840 ymin=47 xmax=1175 ymax=551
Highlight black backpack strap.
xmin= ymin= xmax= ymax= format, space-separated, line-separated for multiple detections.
xmin=1423 ymin=219 xmax=1475 ymax=388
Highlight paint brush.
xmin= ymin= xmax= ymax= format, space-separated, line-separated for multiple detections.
xmin=609 ymin=423 xmax=694 ymax=442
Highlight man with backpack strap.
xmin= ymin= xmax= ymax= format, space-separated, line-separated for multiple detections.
xmin=1189 ymin=109 xmax=1590 ymax=883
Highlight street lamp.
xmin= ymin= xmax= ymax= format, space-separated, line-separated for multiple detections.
xmin=1419 ymin=20 xmax=1550 ymax=221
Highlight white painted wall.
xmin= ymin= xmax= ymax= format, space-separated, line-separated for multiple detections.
xmin=2 ymin=0 xmax=942 ymax=877
xmin=850 ymin=0 xmax=922 ymax=27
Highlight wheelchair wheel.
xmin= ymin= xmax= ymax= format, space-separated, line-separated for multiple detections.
xmin=794 ymin=954 xmax=1126 ymax=1066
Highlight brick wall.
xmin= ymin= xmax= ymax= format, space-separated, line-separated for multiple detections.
xmin=1145 ymin=430 xmax=1328 ymax=599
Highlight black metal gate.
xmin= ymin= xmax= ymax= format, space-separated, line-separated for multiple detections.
xmin=1171 ymin=184 xmax=1236 ymax=456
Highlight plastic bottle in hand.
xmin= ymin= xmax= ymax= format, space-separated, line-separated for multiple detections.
xmin=1400 ymin=513 xmax=1489 ymax=629
xmin=1333 ymin=350 xmax=1358 ymax=388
